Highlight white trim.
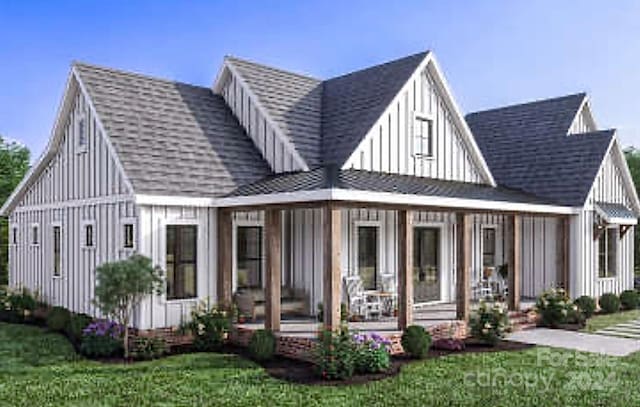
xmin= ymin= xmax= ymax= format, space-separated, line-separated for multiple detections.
xmin=480 ymin=224 xmax=499 ymax=268
xmin=119 ymin=217 xmax=137 ymax=251
xmin=219 ymin=59 xmax=309 ymax=171
xmin=159 ymin=218 xmax=201 ymax=303
xmin=135 ymin=194 xmax=217 ymax=208
xmin=80 ymin=219 xmax=96 ymax=250
xmin=30 ymin=222 xmax=40 ymax=247
xmin=76 ymin=113 xmax=88 ymax=154
xmin=412 ymin=222 xmax=447 ymax=305
xmin=568 ymin=95 xmax=597 ymax=134
xmin=13 ymin=194 xmax=132 ymax=213
xmin=412 ymin=110 xmax=435 ymax=160
xmin=214 ymin=189 xmax=333 ymax=208
xmin=232 ymin=218 xmax=265 ymax=293
xmin=597 ymin=225 xmax=619 ymax=279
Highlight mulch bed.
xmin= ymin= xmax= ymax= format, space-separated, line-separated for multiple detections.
xmin=234 ymin=339 xmax=534 ymax=386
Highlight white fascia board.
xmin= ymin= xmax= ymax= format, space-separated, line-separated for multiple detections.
xmin=568 ymin=95 xmax=597 ymax=133
xmin=213 ymin=189 xmax=333 ymax=208
xmin=135 ymin=194 xmax=219 ymax=208
xmin=612 ymin=138 xmax=640 ymax=215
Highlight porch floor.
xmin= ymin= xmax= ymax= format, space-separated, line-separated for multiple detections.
xmin=237 ymin=301 xmax=535 ymax=338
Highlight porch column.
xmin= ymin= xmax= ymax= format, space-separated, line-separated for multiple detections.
xmin=264 ymin=208 xmax=282 ymax=332
xmin=397 ymin=209 xmax=414 ymax=330
xmin=456 ymin=213 xmax=471 ymax=321
xmin=217 ymin=208 xmax=233 ymax=307
xmin=323 ymin=204 xmax=342 ymax=331
xmin=556 ymin=216 xmax=570 ymax=294
xmin=508 ymin=215 xmax=522 ymax=311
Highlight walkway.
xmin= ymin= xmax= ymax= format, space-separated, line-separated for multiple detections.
xmin=507 ymin=327 xmax=640 ymax=357
xmin=595 ymin=319 xmax=640 ymax=339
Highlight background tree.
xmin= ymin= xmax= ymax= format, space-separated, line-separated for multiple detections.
xmin=0 ymin=136 xmax=30 ymax=285
xmin=624 ymin=147 xmax=640 ymax=275
xmin=93 ymin=255 xmax=163 ymax=358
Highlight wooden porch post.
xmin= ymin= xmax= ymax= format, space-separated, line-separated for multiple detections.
xmin=556 ymin=216 xmax=570 ymax=294
xmin=265 ymin=208 xmax=282 ymax=332
xmin=217 ymin=208 xmax=233 ymax=307
xmin=323 ymin=204 xmax=342 ymax=331
xmin=508 ymin=215 xmax=522 ymax=311
xmin=456 ymin=213 xmax=471 ymax=321
xmin=398 ymin=210 xmax=414 ymax=330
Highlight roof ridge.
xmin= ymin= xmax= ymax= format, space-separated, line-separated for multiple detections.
xmin=72 ymin=61 xmax=211 ymax=91
xmin=225 ymin=55 xmax=322 ymax=82
xmin=466 ymin=92 xmax=586 ymax=117
xmin=324 ymin=50 xmax=430 ymax=83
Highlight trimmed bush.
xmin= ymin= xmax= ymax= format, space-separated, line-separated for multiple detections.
xmin=599 ymin=293 xmax=621 ymax=314
xmin=401 ymin=325 xmax=432 ymax=359
xmin=314 ymin=326 xmax=355 ymax=380
xmin=46 ymin=306 xmax=71 ymax=332
xmin=469 ymin=301 xmax=510 ymax=346
xmin=248 ymin=329 xmax=276 ymax=362
xmin=66 ymin=313 xmax=93 ymax=344
xmin=574 ymin=296 xmax=597 ymax=319
xmin=130 ymin=336 xmax=167 ymax=360
xmin=620 ymin=290 xmax=639 ymax=310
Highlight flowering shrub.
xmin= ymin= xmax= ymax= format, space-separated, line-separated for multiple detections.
xmin=535 ymin=288 xmax=578 ymax=327
xmin=0 ymin=286 xmax=38 ymax=323
xmin=80 ymin=320 xmax=124 ymax=358
xmin=314 ymin=326 xmax=356 ymax=380
xmin=352 ymin=332 xmax=391 ymax=373
xmin=469 ymin=301 xmax=510 ymax=346
xmin=187 ymin=300 xmax=232 ymax=351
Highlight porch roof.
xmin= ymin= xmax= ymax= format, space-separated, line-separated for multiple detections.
xmin=595 ymin=202 xmax=638 ymax=225
xmin=219 ymin=167 xmax=577 ymax=214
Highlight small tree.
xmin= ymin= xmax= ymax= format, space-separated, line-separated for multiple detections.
xmin=94 ymin=254 xmax=163 ymax=358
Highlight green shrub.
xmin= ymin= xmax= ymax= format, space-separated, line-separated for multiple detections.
xmin=599 ymin=293 xmax=621 ymax=314
xmin=130 ymin=336 xmax=167 ymax=360
xmin=79 ymin=320 xmax=124 ymax=358
xmin=535 ymin=288 xmax=576 ymax=328
xmin=46 ymin=306 xmax=71 ymax=332
xmin=314 ymin=326 xmax=355 ymax=380
xmin=574 ymin=296 xmax=597 ymax=319
xmin=470 ymin=301 xmax=510 ymax=346
xmin=401 ymin=325 xmax=432 ymax=359
xmin=187 ymin=300 xmax=232 ymax=352
xmin=352 ymin=333 xmax=391 ymax=373
xmin=248 ymin=329 xmax=276 ymax=362
xmin=1 ymin=287 xmax=38 ymax=323
xmin=65 ymin=313 xmax=93 ymax=344
xmin=620 ymin=290 xmax=639 ymax=310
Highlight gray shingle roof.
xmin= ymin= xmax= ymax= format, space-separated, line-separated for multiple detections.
xmin=466 ymin=94 xmax=614 ymax=206
xmin=596 ymin=202 xmax=636 ymax=221
xmin=226 ymin=57 xmax=324 ymax=167
xmin=74 ymin=62 xmax=272 ymax=197
xmin=227 ymin=167 xmax=555 ymax=206
xmin=228 ymin=51 xmax=428 ymax=168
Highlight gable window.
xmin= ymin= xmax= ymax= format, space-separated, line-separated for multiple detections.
xmin=123 ymin=223 xmax=134 ymax=249
xmin=166 ymin=225 xmax=197 ymax=300
xmin=53 ymin=225 xmax=61 ymax=277
xmin=482 ymin=228 xmax=497 ymax=267
xmin=598 ymin=227 xmax=618 ymax=278
xmin=31 ymin=224 xmax=39 ymax=246
xmin=236 ymin=226 xmax=263 ymax=290
xmin=357 ymin=226 xmax=379 ymax=291
xmin=84 ymin=223 xmax=94 ymax=248
xmin=77 ymin=116 xmax=88 ymax=152
xmin=413 ymin=113 xmax=434 ymax=159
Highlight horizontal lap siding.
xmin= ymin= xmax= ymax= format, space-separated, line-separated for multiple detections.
xmin=344 ymin=68 xmax=483 ymax=184
xmin=8 ymin=86 xmax=134 ymax=317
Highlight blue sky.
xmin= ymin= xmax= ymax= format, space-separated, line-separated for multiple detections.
xmin=2 ymin=1 xmax=640 ymax=159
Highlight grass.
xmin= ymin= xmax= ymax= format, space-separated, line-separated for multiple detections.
xmin=2 ymin=322 xmax=640 ymax=406
xmin=583 ymin=310 xmax=640 ymax=333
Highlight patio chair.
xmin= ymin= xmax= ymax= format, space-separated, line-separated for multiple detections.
xmin=343 ymin=275 xmax=383 ymax=320
xmin=472 ymin=279 xmax=493 ymax=301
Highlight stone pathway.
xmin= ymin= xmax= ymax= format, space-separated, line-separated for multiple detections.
xmin=507 ymin=327 xmax=640 ymax=357
xmin=595 ymin=319 xmax=640 ymax=339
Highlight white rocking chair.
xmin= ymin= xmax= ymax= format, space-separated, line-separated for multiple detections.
xmin=344 ymin=275 xmax=383 ymax=320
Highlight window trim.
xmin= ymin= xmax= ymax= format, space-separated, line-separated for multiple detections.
xmin=81 ymin=220 xmax=96 ymax=250
xmin=232 ymin=218 xmax=265 ymax=293
xmin=598 ymin=225 xmax=619 ymax=279
xmin=76 ymin=114 xmax=88 ymax=153
xmin=52 ymin=221 xmax=62 ymax=278
xmin=481 ymin=225 xmax=498 ymax=268
xmin=30 ymin=223 xmax=40 ymax=247
xmin=412 ymin=111 xmax=435 ymax=160
xmin=120 ymin=218 xmax=136 ymax=250
xmin=353 ymin=220 xmax=382 ymax=291
xmin=165 ymin=223 xmax=199 ymax=301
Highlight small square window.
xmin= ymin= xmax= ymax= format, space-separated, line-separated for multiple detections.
xmin=413 ymin=114 xmax=433 ymax=159
xmin=123 ymin=224 xmax=134 ymax=249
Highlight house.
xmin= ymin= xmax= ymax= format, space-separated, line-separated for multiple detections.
xmin=1 ymin=51 xmax=638 ymax=332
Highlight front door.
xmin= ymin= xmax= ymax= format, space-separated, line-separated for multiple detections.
xmin=413 ymin=227 xmax=440 ymax=303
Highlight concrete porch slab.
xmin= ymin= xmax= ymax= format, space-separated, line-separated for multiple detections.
xmin=507 ymin=328 xmax=640 ymax=357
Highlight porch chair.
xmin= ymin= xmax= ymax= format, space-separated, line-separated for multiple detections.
xmin=343 ymin=275 xmax=383 ymax=320
xmin=472 ymin=278 xmax=493 ymax=301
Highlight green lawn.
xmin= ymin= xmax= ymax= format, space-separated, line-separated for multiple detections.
xmin=584 ymin=310 xmax=640 ymax=333
xmin=1 ymin=322 xmax=640 ymax=406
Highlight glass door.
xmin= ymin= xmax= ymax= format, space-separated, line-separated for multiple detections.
xmin=413 ymin=227 xmax=440 ymax=303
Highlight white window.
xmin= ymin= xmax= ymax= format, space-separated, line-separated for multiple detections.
xmin=413 ymin=112 xmax=434 ymax=159
xmin=123 ymin=223 xmax=135 ymax=249
xmin=598 ymin=226 xmax=618 ymax=278
xmin=77 ymin=116 xmax=88 ymax=152
xmin=31 ymin=223 xmax=40 ymax=246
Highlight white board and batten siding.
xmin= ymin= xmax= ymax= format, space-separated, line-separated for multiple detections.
xmin=219 ymin=73 xmax=302 ymax=173
xmin=571 ymin=148 xmax=635 ymax=298
xmin=568 ymin=103 xmax=596 ymax=135
xmin=8 ymin=85 xmax=136 ymax=317
xmin=343 ymin=67 xmax=485 ymax=184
